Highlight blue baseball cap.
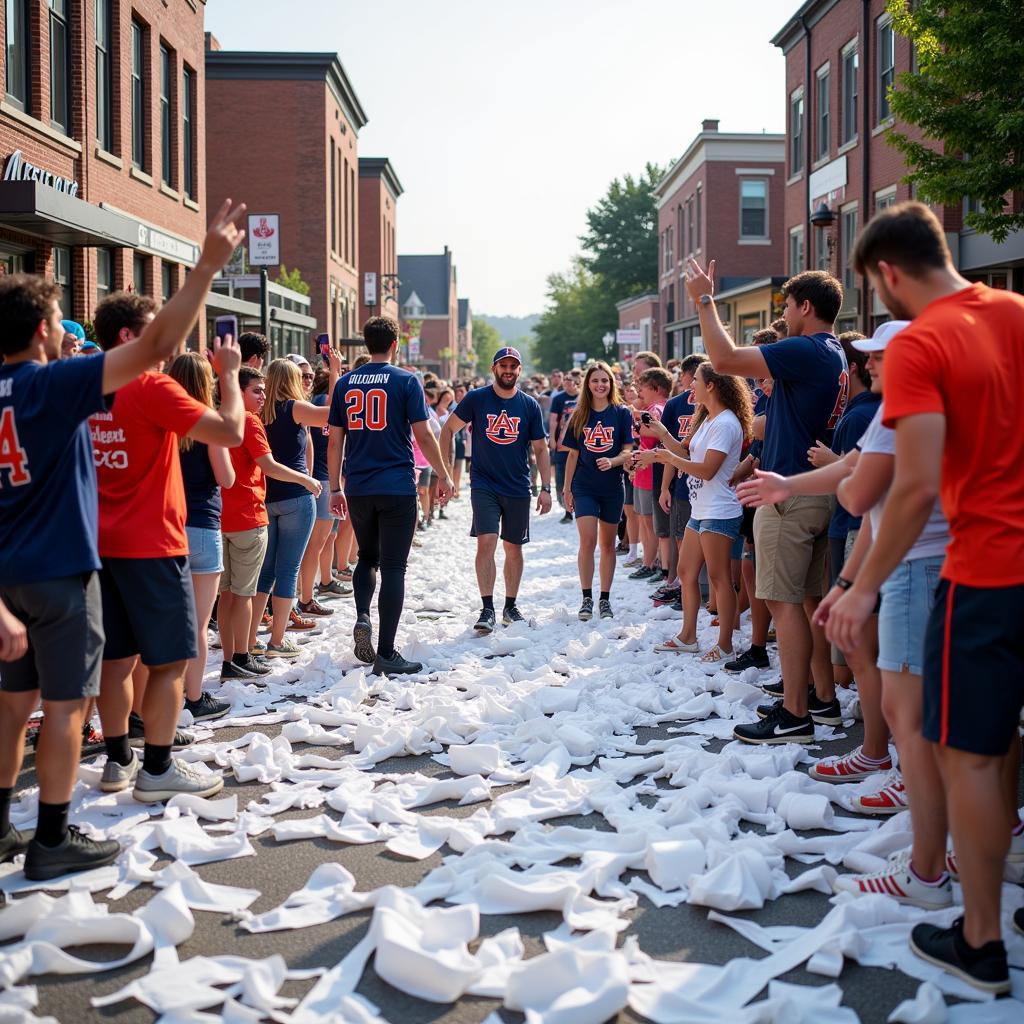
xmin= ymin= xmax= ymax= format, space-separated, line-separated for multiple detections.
xmin=492 ymin=346 xmax=522 ymax=366
xmin=61 ymin=319 xmax=86 ymax=340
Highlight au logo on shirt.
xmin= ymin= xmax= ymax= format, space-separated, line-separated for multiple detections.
xmin=484 ymin=410 xmax=521 ymax=445
xmin=582 ymin=423 xmax=615 ymax=453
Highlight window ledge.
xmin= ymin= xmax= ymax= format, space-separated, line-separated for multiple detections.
xmin=0 ymin=101 xmax=82 ymax=154
xmin=159 ymin=183 xmax=180 ymax=201
xmin=183 ymin=196 xmax=200 ymax=212
xmin=837 ymin=138 xmax=858 ymax=156
xmin=811 ymin=154 xmax=832 ymax=171
xmin=129 ymin=165 xmax=154 ymax=186
xmin=94 ymin=147 xmax=123 ymax=170
xmin=786 ymin=171 xmax=804 ymax=187
xmin=738 ymin=238 xmax=773 ymax=246
xmin=872 ymin=118 xmax=895 ymax=137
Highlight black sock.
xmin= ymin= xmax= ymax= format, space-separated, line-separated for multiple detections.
xmin=481 ymin=595 xmax=494 ymax=610
xmin=232 ymin=652 xmax=250 ymax=667
xmin=600 ymin=591 xmax=610 ymax=602
xmin=749 ymin=643 xmax=766 ymax=655
xmin=35 ymin=801 xmax=69 ymax=848
xmin=143 ymin=743 xmax=172 ymax=776
xmin=104 ymin=734 xmax=132 ymax=767
xmin=582 ymin=588 xmax=593 ymax=600
xmin=504 ymin=596 xmax=517 ymax=610
xmin=0 ymin=786 xmax=11 ymax=833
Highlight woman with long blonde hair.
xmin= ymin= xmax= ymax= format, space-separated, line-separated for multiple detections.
xmin=251 ymin=352 xmax=340 ymax=658
xmin=561 ymin=361 xmax=635 ymax=621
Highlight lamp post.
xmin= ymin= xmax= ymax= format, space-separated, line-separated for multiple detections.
xmin=810 ymin=201 xmax=837 ymax=274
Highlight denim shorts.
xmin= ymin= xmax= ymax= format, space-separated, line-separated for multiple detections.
xmin=256 ymin=494 xmax=316 ymax=599
xmin=686 ymin=514 xmax=744 ymax=541
xmin=186 ymin=525 xmax=223 ymax=575
xmin=877 ymin=554 xmax=944 ymax=676
xmin=315 ymin=484 xmax=333 ymax=521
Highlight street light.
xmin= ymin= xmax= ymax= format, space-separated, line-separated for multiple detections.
xmin=602 ymin=331 xmax=615 ymax=356
xmin=810 ymin=202 xmax=837 ymax=272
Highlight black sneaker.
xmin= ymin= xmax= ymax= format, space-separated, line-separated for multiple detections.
xmin=909 ymin=918 xmax=1010 ymax=995
xmin=23 ymin=825 xmax=121 ymax=881
xmin=416 ymin=518 xmax=426 ymax=532
xmin=128 ymin=711 xmax=195 ymax=749
xmin=0 ymin=823 xmax=33 ymax=863
xmin=724 ymin=647 xmax=770 ymax=674
xmin=220 ymin=656 xmax=269 ymax=681
xmin=808 ymin=691 xmax=843 ymax=726
xmin=652 ymin=584 xmax=680 ymax=603
xmin=560 ymin=511 xmax=573 ymax=524
xmin=599 ymin=599 xmax=613 ymax=620
xmin=184 ymin=691 xmax=231 ymax=723
xmin=670 ymin=597 xmax=683 ymax=612
xmin=353 ymin=617 xmax=376 ymax=664
xmin=734 ymin=703 xmax=814 ymax=744
xmin=1013 ymin=907 xmax=1024 ymax=937
xmin=474 ymin=607 xmax=497 ymax=634
xmin=762 ymin=677 xmax=795 ymax=699
xmin=243 ymin=654 xmax=272 ymax=676
xmin=372 ymin=651 xmax=423 ymax=676
xmin=578 ymin=597 xmax=594 ymax=621
xmin=629 ymin=566 xmax=656 ymax=580
xmin=502 ymin=604 xmax=526 ymax=626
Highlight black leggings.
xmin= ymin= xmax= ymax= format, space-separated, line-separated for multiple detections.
xmin=347 ymin=494 xmax=418 ymax=658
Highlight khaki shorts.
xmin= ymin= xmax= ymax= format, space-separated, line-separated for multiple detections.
xmin=220 ymin=526 xmax=268 ymax=597
xmin=753 ymin=496 xmax=831 ymax=603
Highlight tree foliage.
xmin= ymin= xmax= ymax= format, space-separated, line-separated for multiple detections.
xmin=887 ymin=0 xmax=1024 ymax=241
xmin=275 ymin=264 xmax=311 ymax=296
xmin=471 ymin=317 xmax=503 ymax=369
xmin=579 ymin=163 xmax=663 ymax=300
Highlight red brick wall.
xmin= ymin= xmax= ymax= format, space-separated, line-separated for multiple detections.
xmin=356 ymin=173 xmax=398 ymax=328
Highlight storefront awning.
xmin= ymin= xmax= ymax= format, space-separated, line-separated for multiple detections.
xmin=0 ymin=180 xmax=138 ymax=248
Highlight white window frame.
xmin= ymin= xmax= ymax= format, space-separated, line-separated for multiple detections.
xmin=840 ymin=38 xmax=859 ymax=146
xmin=815 ymin=62 xmax=831 ymax=162
xmin=789 ymin=87 xmax=804 ymax=177
xmin=876 ymin=13 xmax=895 ymax=124
xmin=788 ymin=225 xmax=804 ymax=275
xmin=874 ymin=185 xmax=897 ymax=212
xmin=840 ymin=201 xmax=859 ymax=296
xmin=738 ymin=177 xmax=770 ymax=241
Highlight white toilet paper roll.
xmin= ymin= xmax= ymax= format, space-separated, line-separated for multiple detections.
xmin=778 ymin=792 xmax=834 ymax=831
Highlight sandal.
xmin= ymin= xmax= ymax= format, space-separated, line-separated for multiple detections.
xmin=654 ymin=637 xmax=700 ymax=653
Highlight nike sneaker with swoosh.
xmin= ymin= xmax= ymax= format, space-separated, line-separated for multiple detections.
xmin=734 ymin=703 xmax=814 ymax=744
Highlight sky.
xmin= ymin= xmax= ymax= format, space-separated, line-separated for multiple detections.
xmin=205 ymin=0 xmax=797 ymax=317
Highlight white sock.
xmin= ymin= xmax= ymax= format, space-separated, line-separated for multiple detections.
xmin=629 ymin=544 xmax=638 ymax=559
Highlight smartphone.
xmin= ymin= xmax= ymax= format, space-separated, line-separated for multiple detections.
xmin=315 ymin=332 xmax=331 ymax=364
xmin=213 ymin=315 xmax=238 ymax=344
xmin=641 ymin=411 xmax=652 ymax=425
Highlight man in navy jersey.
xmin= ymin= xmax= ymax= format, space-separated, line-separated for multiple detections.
xmin=683 ymin=261 xmax=848 ymax=745
xmin=548 ymin=370 xmax=580 ymax=523
xmin=328 ymin=316 xmax=452 ymax=676
xmin=441 ymin=347 xmax=551 ymax=633
xmin=0 ymin=200 xmax=246 ymax=879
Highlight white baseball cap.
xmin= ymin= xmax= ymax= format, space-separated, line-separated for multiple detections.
xmin=851 ymin=319 xmax=910 ymax=353
xmin=285 ymin=353 xmax=312 ymax=369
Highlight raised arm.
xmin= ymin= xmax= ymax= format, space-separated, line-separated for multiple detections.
xmin=186 ymin=339 xmax=245 ymax=448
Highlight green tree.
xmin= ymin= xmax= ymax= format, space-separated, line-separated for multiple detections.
xmin=471 ymin=317 xmax=503 ymax=369
xmin=532 ymin=259 xmax=617 ymax=371
xmin=887 ymin=0 xmax=1024 ymax=241
xmin=275 ymin=264 xmax=311 ymax=295
xmin=579 ymin=162 xmax=663 ymax=300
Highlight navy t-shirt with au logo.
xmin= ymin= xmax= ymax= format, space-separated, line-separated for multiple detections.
xmin=453 ymin=385 xmax=545 ymax=497
xmin=562 ymin=404 xmax=634 ymax=497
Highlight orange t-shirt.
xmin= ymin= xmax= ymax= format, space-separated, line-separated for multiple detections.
xmin=883 ymin=282 xmax=1024 ymax=587
xmin=220 ymin=412 xmax=271 ymax=534
xmin=92 ymin=372 xmax=206 ymax=558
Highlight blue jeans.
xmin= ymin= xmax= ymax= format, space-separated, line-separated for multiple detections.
xmin=256 ymin=495 xmax=316 ymax=599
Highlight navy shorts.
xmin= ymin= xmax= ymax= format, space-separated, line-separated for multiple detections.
xmin=99 ymin=556 xmax=198 ymax=666
xmin=623 ymin=477 xmax=634 ymax=507
xmin=922 ymin=579 xmax=1024 ymax=756
xmin=470 ymin=489 xmax=531 ymax=545
xmin=572 ymin=489 xmax=624 ymax=525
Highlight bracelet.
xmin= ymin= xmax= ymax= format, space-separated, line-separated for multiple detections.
xmin=330 ymin=489 xmax=343 ymax=496
xmin=836 ymin=575 xmax=853 ymax=590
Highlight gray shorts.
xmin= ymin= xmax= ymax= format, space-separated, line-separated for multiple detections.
xmin=652 ymin=494 xmax=671 ymax=539
xmin=634 ymin=487 xmax=655 ymax=516
xmin=0 ymin=573 xmax=104 ymax=701
xmin=670 ymin=495 xmax=691 ymax=540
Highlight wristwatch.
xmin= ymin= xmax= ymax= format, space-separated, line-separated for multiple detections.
xmin=699 ymin=293 xmax=713 ymax=307
xmin=836 ymin=575 xmax=854 ymax=590
xmin=540 ymin=485 xmax=552 ymax=493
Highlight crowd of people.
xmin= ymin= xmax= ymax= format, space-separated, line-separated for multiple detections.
xmin=0 ymin=199 xmax=1021 ymax=997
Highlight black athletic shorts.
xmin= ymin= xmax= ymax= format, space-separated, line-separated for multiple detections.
xmin=740 ymin=505 xmax=756 ymax=544
xmin=100 ymin=556 xmax=197 ymax=665
xmin=470 ymin=488 xmax=531 ymax=545
xmin=922 ymin=579 xmax=1024 ymax=756
xmin=0 ymin=573 xmax=104 ymax=700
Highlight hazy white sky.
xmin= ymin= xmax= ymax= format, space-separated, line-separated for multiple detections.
xmin=206 ymin=0 xmax=796 ymax=316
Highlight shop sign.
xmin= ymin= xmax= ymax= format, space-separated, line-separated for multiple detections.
xmin=364 ymin=271 xmax=377 ymax=306
xmin=136 ymin=223 xmax=199 ymax=265
xmin=248 ymin=214 xmax=280 ymax=266
xmin=3 ymin=150 xmax=79 ymax=197
xmin=616 ymin=329 xmax=642 ymax=347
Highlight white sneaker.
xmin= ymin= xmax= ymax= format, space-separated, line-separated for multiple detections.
xmin=833 ymin=849 xmax=952 ymax=910
xmin=946 ymin=826 xmax=1024 ymax=882
xmin=133 ymin=758 xmax=225 ymax=803
xmin=100 ymin=751 xmax=139 ymax=793
xmin=852 ymin=770 xmax=908 ymax=814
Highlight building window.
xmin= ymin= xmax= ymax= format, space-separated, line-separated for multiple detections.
xmin=95 ymin=0 xmax=113 ymax=150
xmin=53 ymin=246 xmax=72 ymax=313
xmin=161 ymin=262 xmax=174 ymax=302
xmin=695 ymin=187 xmax=702 ymax=250
xmin=815 ymin=64 xmax=830 ymax=161
xmin=841 ymin=41 xmax=858 ymax=145
xmin=349 ymin=165 xmax=356 ymax=265
xmin=789 ymin=89 xmax=804 ymax=176
xmin=687 ymin=197 xmax=694 ymax=254
xmin=49 ymin=0 xmax=70 ymax=133
xmin=329 ymin=142 xmax=336 ymax=252
xmin=788 ymin=226 xmax=804 ymax=275
xmin=96 ymin=248 xmax=113 ymax=303
xmin=5 ymin=0 xmax=30 ymax=109
xmin=739 ymin=179 xmax=768 ymax=239
xmin=874 ymin=186 xmax=897 ymax=212
xmin=133 ymin=253 xmax=147 ymax=294
xmin=343 ymin=159 xmax=350 ymax=263
xmin=182 ymin=66 xmax=195 ymax=199
xmin=877 ymin=15 xmax=895 ymax=123
xmin=676 ymin=205 xmax=683 ymax=261
xmin=131 ymin=21 xmax=146 ymax=169
xmin=840 ymin=205 xmax=859 ymax=296
xmin=160 ymin=46 xmax=173 ymax=185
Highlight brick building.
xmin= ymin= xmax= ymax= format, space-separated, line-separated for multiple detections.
xmin=615 ymin=293 xmax=658 ymax=364
xmin=357 ymin=156 xmax=401 ymax=329
xmin=457 ymin=297 xmax=473 ymax=375
xmin=205 ymin=42 xmax=367 ymax=354
xmin=654 ymin=120 xmax=786 ymax=358
xmin=773 ymin=0 xmax=1024 ymax=334
xmin=1 ymin=0 xmax=207 ymax=338
xmin=398 ymin=248 xmax=458 ymax=378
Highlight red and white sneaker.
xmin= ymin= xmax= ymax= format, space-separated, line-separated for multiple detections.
xmin=834 ymin=849 xmax=952 ymax=910
xmin=852 ymin=770 xmax=908 ymax=815
xmin=946 ymin=826 xmax=1024 ymax=882
xmin=809 ymin=746 xmax=893 ymax=783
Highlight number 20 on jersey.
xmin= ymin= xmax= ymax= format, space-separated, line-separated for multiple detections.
xmin=345 ymin=388 xmax=387 ymax=431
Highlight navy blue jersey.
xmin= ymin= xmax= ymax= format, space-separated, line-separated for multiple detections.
xmin=454 ymin=386 xmax=545 ymax=498
xmin=748 ymin=390 xmax=769 ymax=464
xmin=265 ymin=400 xmax=310 ymax=503
xmin=828 ymin=389 xmax=881 ymax=539
xmin=328 ymin=362 xmax=427 ymax=497
xmin=179 ymin=441 xmax=222 ymax=531
xmin=548 ymin=390 xmax=578 ymax=465
xmin=760 ymin=333 xmax=848 ymax=477
xmin=660 ymin=391 xmax=696 ymax=499
xmin=310 ymin=393 xmax=330 ymax=482
xmin=562 ymin=404 xmax=634 ymax=497
xmin=0 ymin=355 xmax=107 ymax=584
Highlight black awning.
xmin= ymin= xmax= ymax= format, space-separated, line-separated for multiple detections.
xmin=0 ymin=180 xmax=138 ymax=248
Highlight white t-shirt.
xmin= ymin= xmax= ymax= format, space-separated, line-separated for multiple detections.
xmin=857 ymin=405 xmax=950 ymax=561
xmin=687 ymin=409 xmax=744 ymax=520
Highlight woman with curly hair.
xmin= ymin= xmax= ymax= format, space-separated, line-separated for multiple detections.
xmin=636 ymin=362 xmax=752 ymax=665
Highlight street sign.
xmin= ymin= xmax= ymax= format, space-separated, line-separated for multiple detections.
xmin=247 ymin=214 xmax=280 ymax=266
xmin=364 ymin=272 xmax=378 ymax=306
xmin=571 ymin=351 xmax=586 ymax=366
xmin=616 ymin=329 xmax=642 ymax=346
xmin=408 ymin=337 xmax=421 ymax=361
